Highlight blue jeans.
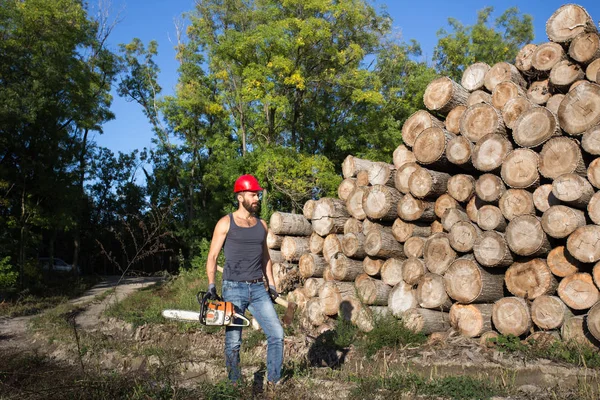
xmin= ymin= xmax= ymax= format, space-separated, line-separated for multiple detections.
xmin=222 ymin=280 xmax=284 ymax=383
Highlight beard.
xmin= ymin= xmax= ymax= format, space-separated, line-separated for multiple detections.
xmin=242 ymin=198 xmax=259 ymax=214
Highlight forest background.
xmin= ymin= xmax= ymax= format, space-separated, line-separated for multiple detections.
xmin=0 ymin=0 xmax=592 ymax=288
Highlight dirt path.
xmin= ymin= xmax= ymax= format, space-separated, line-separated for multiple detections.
xmin=0 ymin=276 xmax=164 ymax=349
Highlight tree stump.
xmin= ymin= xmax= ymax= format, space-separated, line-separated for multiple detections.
xmin=299 ymin=253 xmax=327 ymax=278
xmin=461 ymin=62 xmax=490 ymax=91
xmin=547 ymin=246 xmax=582 ymax=278
xmin=472 ymin=133 xmax=513 ymax=172
xmin=270 ymin=212 xmax=312 ymax=236
xmin=484 ymin=62 xmax=526 ymax=92
xmin=423 ymin=77 xmax=469 ymax=114
xmin=449 ymin=221 xmax=481 ymax=253
xmin=557 ymin=273 xmax=600 ymax=310
xmin=423 ymin=233 xmax=457 ymax=275
xmin=402 ymin=257 xmax=427 ymax=286
xmin=401 ymin=110 xmax=445 ymax=148
xmin=539 ymin=137 xmax=586 ymax=179
xmin=533 ymin=184 xmax=560 ymax=213
xmin=552 ymin=173 xmax=594 ymax=209
xmin=473 ymin=231 xmax=514 ymax=268
xmin=557 ymin=82 xmax=600 ymax=135
xmin=499 ymin=189 xmax=535 ymax=221
xmin=567 ymin=225 xmax=600 ymax=263
xmin=546 ymin=4 xmax=598 ymax=44
xmin=506 ymin=215 xmax=551 ymax=257
xmin=541 ymin=205 xmax=586 ymax=239
xmin=505 ymin=258 xmax=558 ymax=299
xmin=460 ymin=103 xmax=507 ymax=143
xmin=502 ymin=97 xmax=533 ymax=130
xmin=501 ymin=149 xmax=540 ymax=190
xmin=444 ymin=255 xmax=505 ymax=304
xmin=492 ymin=297 xmax=532 ymax=336
xmin=449 ymin=303 xmax=494 ymax=338
xmin=512 ymin=106 xmax=561 ymax=148
xmin=531 ymin=295 xmax=572 ymax=330
xmin=447 ymin=174 xmax=476 ymax=203
xmin=417 ymin=273 xmax=452 ymax=310
xmin=387 ymin=282 xmax=418 ymax=317
xmin=404 ymin=236 xmax=425 ymax=259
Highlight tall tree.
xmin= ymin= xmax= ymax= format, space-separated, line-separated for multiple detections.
xmin=433 ymin=7 xmax=534 ymax=81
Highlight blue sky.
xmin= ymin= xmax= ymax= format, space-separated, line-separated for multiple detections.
xmin=96 ymin=0 xmax=600 ymax=157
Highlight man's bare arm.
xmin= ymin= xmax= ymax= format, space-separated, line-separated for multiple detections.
xmin=206 ymin=216 xmax=229 ymax=286
xmin=261 ymin=220 xmax=275 ymax=287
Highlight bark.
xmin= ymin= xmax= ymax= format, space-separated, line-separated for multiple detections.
xmin=270 ymin=212 xmax=312 ymax=235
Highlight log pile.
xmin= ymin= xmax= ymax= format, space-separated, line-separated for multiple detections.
xmin=271 ymin=4 xmax=600 ymax=347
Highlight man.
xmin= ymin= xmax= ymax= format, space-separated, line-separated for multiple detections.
xmin=205 ymin=174 xmax=284 ymax=388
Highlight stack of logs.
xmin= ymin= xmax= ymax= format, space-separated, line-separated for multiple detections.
xmin=269 ymin=3 xmax=600 ymax=347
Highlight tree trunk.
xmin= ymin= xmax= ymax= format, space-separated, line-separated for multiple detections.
xmin=460 ymin=103 xmax=507 ymax=143
xmin=356 ymin=170 xmax=370 ymax=186
xmin=288 ymin=287 xmax=309 ymax=311
xmin=363 ymin=256 xmax=384 ymax=277
xmin=477 ymin=204 xmax=507 ymax=232
xmin=472 ymin=133 xmax=513 ymax=173
xmin=587 ymin=59 xmax=600 ymax=82
xmin=546 ymin=4 xmax=598 ymax=44
xmin=484 ymin=62 xmax=527 ymax=92
xmin=269 ymin=249 xmax=284 ymax=264
xmin=473 ymin=230 xmax=514 ymax=268
xmin=401 ymin=110 xmax=445 ymax=148
xmin=397 ymin=194 xmax=436 ymax=222
xmin=387 ymin=282 xmax=418 ymax=317
xmin=447 ymin=174 xmax=476 ymax=202
xmin=319 ymin=281 xmax=357 ymax=316
xmin=502 ymin=96 xmax=533 ymax=130
xmin=516 ymin=44 xmax=537 ymax=75
xmin=539 ymin=137 xmax=586 ymax=180
xmin=312 ymin=198 xmax=350 ymax=236
xmin=550 ymin=60 xmax=585 ymax=91
xmin=338 ymin=178 xmax=357 ymax=201
xmin=588 ymin=158 xmax=600 ymax=189
xmin=461 ymin=62 xmax=490 ymax=91
xmin=367 ymin=162 xmax=396 ymax=187
xmin=270 ymin=211 xmax=312 ymax=236
xmin=501 ymin=149 xmax=540 ymax=190
xmin=392 ymin=218 xmax=431 ymax=243
xmin=450 ymin=303 xmax=494 ymax=338
xmin=531 ymin=295 xmax=572 ymax=330
xmin=475 ymin=174 xmax=506 ymax=203
xmin=570 ymin=79 xmax=587 ymax=91
xmin=545 ymin=94 xmax=565 ymax=115
xmin=588 ymin=191 xmax=600 ymax=225
xmin=404 ymin=308 xmax=451 ymax=335
xmin=341 ymin=232 xmax=367 ymax=259
xmin=499 ymin=189 xmax=535 ymax=221
xmin=531 ymin=42 xmax=566 ymax=74
xmin=480 ymin=330 xmax=500 ymax=347
xmin=441 ymin=207 xmax=469 ymax=232
xmin=506 ymin=215 xmax=551 ymax=257
xmin=557 ymin=272 xmax=600 ymax=310
xmin=558 ymin=82 xmax=600 ymax=135
xmin=466 ymin=195 xmax=485 ymax=223
xmin=492 ymin=297 xmax=532 ymax=336
xmin=417 ymin=273 xmax=452 ymax=310
xmin=431 ymin=220 xmax=444 ymax=234
xmin=562 ymin=315 xmax=597 ymax=347
xmin=322 ymin=233 xmax=344 ymax=262
xmin=343 ymin=218 xmax=363 ymax=235
xmin=423 ymin=233 xmax=457 ymax=275
xmin=446 ymin=135 xmax=475 ymax=170
xmin=394 ymin=162 xmax=420 ymax=195
xmin=467 ymin=90 xmax=492 ymax=106
xmin=309 ymin=232 xmax=325 ymax=255
xmin=449 ymin=221 xmax=481 ymax=253
xmin=380 ymin=258 xmax=405 ymax=287
xmin=533 ymin=184 xmax=560 ymax=213
xmin=569 ymin=32 xmax=600 ymax=65
xmin=444 ymin=255 xmax=505 ymax=304
xmin=567 ymin=225 xmax=600 ymax=263
xmin=365 ymin=229 xmax=404 ymax=259
xmin=492 ymin=80 xmax=526 ymax=109
xmin=363 ymin=220 xmax=388 ymax=236
xmin=342 ymin=155 xmax=376 ymax=178
xmin=363 ymin=185 xmax=403 ymax=221
xmin=444 ymin=105 xmax=467 ymax=134
xmin=404 ymin=236 xmax=425 ymax=259
xmin=402 ymin=257 xmax=427 ymax=285
xmin=280 ymin=236 xmax=310 ymax=262
xmin=267 ymin=229 xmax=284 ymax=249
xmin=583 ymin=125 xmax=600 ymax=155
xmin=541 ymin=205 xmax=586 ymax=239
xmin=413 ymin=127 xmax=456 ymax=168
xmin=306 ymin=298 xmax=327 ymax=326
xmin=392 ymin=144 xmax=417 ymax=169
xmin=423 ymin=77 xmax=469 ymax=115
xmin=303 ymin=199 xmax=316 ymax=220
xmin=526 ymin=79 xmax=551 ymax=105
xmin=586 ymin=301 xmax=600 ymax=342
xmin=552 ymin=173 xmax=594 ymax=209
xmin=408 ymin=167 xmax=452 ymax=199
xmin=273 ymin=262 xmax=300 ymax=294
xmin=346 ymin=186 xmax=368 ymax=220
xmin=505 ymin=258 xmax=558 ymax=300
xmin=339 ymin=297 xmax=374 ymax=333
xmin=512 ymin=106 xmax=561 ymax=148
xmin=304 ymin=277 xmax=325 ymax=298
xmin=299 ymin=253 xmax=327 ymax=278
xmin=434 ymin=194 xmax=461 ymax=219
xmin=330 ymin=253 xmax=364 ymax=281
xmin=356 ymin=276 xmax=392 ymax=306
xmin=547 ymin=245 xmax=582 ymax=278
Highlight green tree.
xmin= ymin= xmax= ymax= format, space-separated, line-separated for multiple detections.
xmin=433 ymin=7 xmax=534 ymax=81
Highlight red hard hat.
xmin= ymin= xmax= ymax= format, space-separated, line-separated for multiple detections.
xmin=234 ymin=174 xmax=263 ymax=193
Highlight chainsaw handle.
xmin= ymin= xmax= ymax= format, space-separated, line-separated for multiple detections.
xmin=215 ymin=266 xmax=288 ymax=307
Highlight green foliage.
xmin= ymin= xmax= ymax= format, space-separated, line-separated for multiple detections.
xmin=351 ymin=372 xmax=505 ymax=400
xmin=360 ymin=314 xmax=427 ymax=357
xmin=434 ymin=7 xmax=534 ymax=81
xmin=0 ymin=257 xmax=18 ymax=289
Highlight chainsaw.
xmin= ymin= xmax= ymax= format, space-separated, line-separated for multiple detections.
xmin=162 ymin=291 xmax=250 ymax=327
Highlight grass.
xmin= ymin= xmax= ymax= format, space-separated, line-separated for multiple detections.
xmin=359 ymin=314 xmax=428 ymax=357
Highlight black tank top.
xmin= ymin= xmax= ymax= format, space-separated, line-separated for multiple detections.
xmin=223 ymin=213 xmax=266 ymax=281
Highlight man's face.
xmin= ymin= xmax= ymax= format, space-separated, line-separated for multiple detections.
xmin=239 ymin=191 xmax=260 ymax=213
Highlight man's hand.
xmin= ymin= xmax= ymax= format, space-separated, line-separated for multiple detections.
xmin=268 ymin=285 xmax=279 ymax=302
xmin=207 ymin=283 xmax=218 ymax=300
